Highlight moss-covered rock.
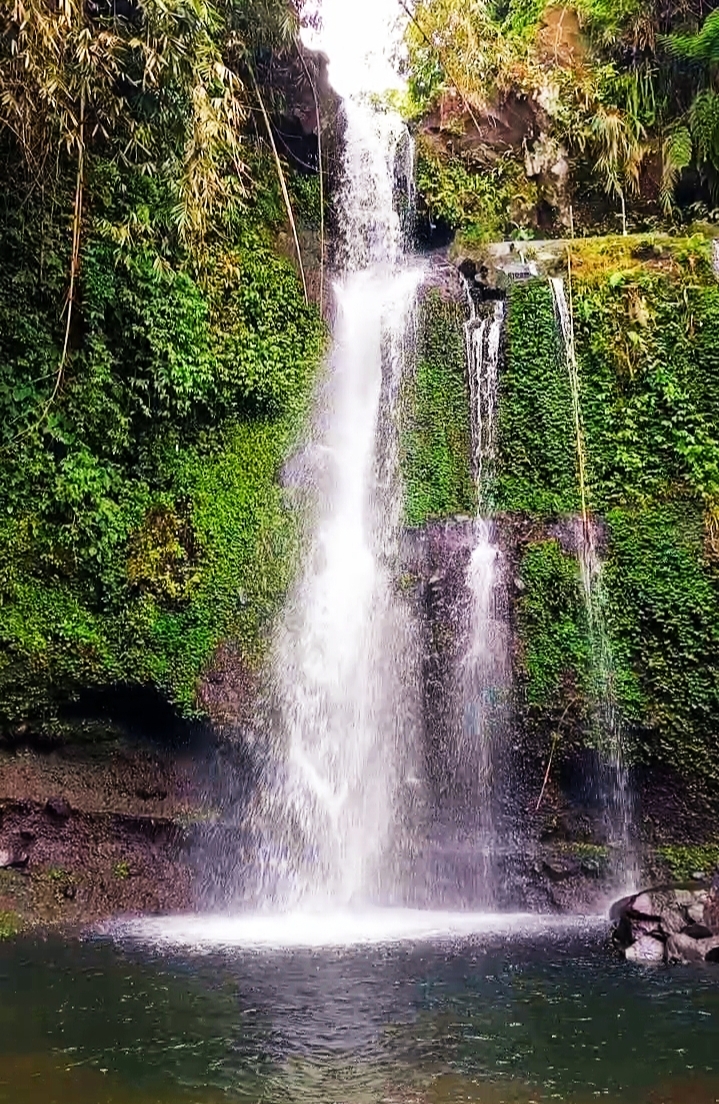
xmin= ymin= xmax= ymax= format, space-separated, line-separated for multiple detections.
xmin=504 ymin=234 xmax=719 ymax=782
xmin=400 ymin=289 xmax=477 ymax=527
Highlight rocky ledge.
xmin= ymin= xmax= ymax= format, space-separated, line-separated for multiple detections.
xmin=612 ymin=875 xmax=719 ymax=964
xmin=0 ymin=744 xmax=202 ymax=934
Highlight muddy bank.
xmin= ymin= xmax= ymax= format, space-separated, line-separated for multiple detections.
xmin=0 ymin=745 xmax=203 ymax=932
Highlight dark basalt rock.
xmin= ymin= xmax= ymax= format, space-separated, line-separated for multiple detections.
xmin=45 ymin=796 xmax=72 ymax=820
xmin=542 ymin=858 xmax=581 ymax=882
xmin=135 ymin=787 xmax=168 ymax=802
xmin=682 ymin=922 xmax=714 ymax=940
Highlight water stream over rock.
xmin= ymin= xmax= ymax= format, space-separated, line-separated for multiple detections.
xmin=550 ymin=276 xmax=636 ymax=891
xmin=458 ymin=296 xmax=510 ymax=902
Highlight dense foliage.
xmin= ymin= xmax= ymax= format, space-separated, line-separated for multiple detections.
xmin=405 ymin=0 xmax=719 ymax=238
xmin=516 ymin=538 xmax=591 ymax=715
xmin=400 ymin=290 xmax=476 ymax=526
xmin=505 ymin=238 xmax=719 ymax=778
xmin=0 ymin=0 xmax=325 ymax=737
xmin=496 ymin=281 xmax=578 ymax=512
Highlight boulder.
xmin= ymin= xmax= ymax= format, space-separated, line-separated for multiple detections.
xmin=658 ymin=907 xmax=686 ymax=935
xmin=628 ymin=916 xmax=664 ymax=940
xmin=630 ymin=892 xmax=660 ymax=918
xmin=609 ymin=893 xmax=635 ymax=923
xmin=45 ymin=796 xmax=72 ymax=820
xmin=687 ymin=899 xmax=708 ymax=924
xmin=612 ymin=884 xmax=717 ymax=959
xmin=632 ymin=889 xmax=687 ymax=932
xmin=704 ymin=884 xmax=719 ymax=934
xmin=625 ymin=935 xmax=665 ymax=963
xmin=666 ymin=933 xmax=707 ymax=964
xmin=0 ymin=847 xmax=28 ymax=869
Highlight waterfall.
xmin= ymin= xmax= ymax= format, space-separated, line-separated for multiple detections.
xmin=245 ymin=0 xmax=423 ymax=908
xmin=465 ymin=296 xmax=505 ymax=498
xmin=457 ymin=290 xmax=510 ymax=902
xmin=550 ymin=277 xmax=636 ymax=889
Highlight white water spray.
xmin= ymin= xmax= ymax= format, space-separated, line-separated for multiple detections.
xmin=465 ymin=296 xmax=505 ymax=496
xmin=250 ymin=0 xmax=423 ymax=908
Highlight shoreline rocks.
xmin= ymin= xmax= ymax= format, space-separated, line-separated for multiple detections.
xmin=612 ymin=876 xmax=719 ymax=965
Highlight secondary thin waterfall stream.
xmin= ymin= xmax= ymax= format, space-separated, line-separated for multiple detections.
xmin=550 ymin=276 xmax=636 ymax=888
xmin=460 ymin=295 xmax=510 ymax=902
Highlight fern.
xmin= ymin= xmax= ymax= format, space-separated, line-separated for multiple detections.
xmin=690 ymin=90 xmax=719 ymax=170
xmin=661 ymin=125 xmax=693 ymax=213
xmin=667 ymin=9 xmax=719 ymax=63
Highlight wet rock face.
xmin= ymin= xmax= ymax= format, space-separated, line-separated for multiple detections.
xmin=0 ymin=747 xmax=197 ymax=928
xmin=612 ymin=879 xmax=719 ymax=964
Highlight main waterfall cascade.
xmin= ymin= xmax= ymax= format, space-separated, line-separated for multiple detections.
xmin=193 ymin=2 xmax=638 ymax=924
xmin=237 ymin=0 xmax=425 ymax=908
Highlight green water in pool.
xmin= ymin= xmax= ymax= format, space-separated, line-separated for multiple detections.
xmin=1 ymin=923 xmax=717 ymax=1104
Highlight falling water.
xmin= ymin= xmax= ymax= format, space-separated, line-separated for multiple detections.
xmin=458 ymin=291 xmax=510 ymax=900
xmin=465 ymin=296 xmax=505 ymax=496
xmin=241 ymin=0 xmax=423 ymax=909
xmin=550 ymin=277 xmax=636 ymax=889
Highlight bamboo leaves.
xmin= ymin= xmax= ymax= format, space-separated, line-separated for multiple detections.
xmin=0 ymin=0 xmax=249 ymax=240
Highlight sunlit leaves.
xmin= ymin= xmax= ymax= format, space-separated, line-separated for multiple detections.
xmin=0 ymin=0 xmax=251 ymax=240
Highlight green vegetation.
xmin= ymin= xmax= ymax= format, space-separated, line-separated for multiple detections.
xmin=0 ymin=911 xmax=22 ymax=940
xmin=517 ymin=540 xmax=590 ymax=714
xmin=406 ymin=0 xmax=719 ymax=236
xmin=400 ymin=291 xmax=476 ymax=526
xmin=496 ymin=282 xmax=578 ymax=514
xmin=603 ymin=506 xmax=719 ymax=774
xmin=506 ymin=240 xmax=719 ymax=778
xmin=416 ymin=141 xmax=538 ymax=243
xmin=0 ymin=167 xmax=322 ymax=734
xmin=658 ymin=844 xmax=719 ymax=881
xmin=0 ymin=0 xmax=325 ymax=736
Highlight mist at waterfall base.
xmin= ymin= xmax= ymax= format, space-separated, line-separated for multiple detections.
xmin=119 ymin=0 xmax=634 ymax=944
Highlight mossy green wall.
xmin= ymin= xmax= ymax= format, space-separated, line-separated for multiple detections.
xmin=0 ymin=161 xmax=324 ymax=736
xmin=504 ymin=239 xmax=719 ymax=780
xmin=496 ymin=282 xmax=577 ymax=514
xmin=400 ymin=290 xmax=476 ymax=527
